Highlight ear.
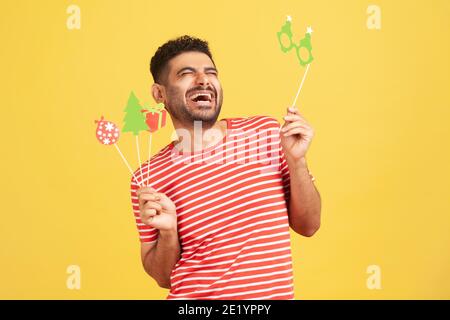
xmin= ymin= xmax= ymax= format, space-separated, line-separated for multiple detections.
xmin=151 ymin=83 xmax=166 ymax=104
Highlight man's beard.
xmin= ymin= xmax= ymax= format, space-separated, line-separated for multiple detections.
xmin=165 ymin=85 xmax=223 ymax=129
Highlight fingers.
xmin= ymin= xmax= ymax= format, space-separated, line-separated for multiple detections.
xmin=136 ymin=186 xmax=157 ymax=196
xmin=281 ymin=121 xmax=310 ymax=133
xmin=137 ymin=187 xmax=162 ymax=208
xmin=139 ymin=193 xmax=162 ymax=202
xmin=283 ymin=109 xmax=309 ymax=127
xmin=139 ymin=194 xmax=159 ymax=209
xmin=139 ymin=195 xmax=161 ymax=212
xmin=137 ymin=187 xmax=166 ymax=201
xmin=143 ymin=201 xmax=163 ymax=212
xmin=283 ymin=114 xmax=305 ymax=123
xmin=141 ymin=209 xmax=157 ymax=225
xmin=287 ymin=106 xmax=299 ymax=115
xmin=283 ymin=123 xmax=314 ymax=137
xmin=140 ymin=201 xmax=163 ymax=225
xmin=285 ymin=106 xmax=307 ymax=121
xmin=282 ymin=107 xmax=313 ymax=137
xmin=283 ymin=127 xmax=310 ymax=137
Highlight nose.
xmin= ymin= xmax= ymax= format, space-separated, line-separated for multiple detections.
xmin=195 ymin=72 xmax=210 ymax=86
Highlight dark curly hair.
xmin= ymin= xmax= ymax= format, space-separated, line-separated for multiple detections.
xmin=150 ymin=35 xmax=215 ymax=84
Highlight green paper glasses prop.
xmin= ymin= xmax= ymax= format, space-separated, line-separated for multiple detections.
xmin=277 ymin=17 xmax=313 ymax=67
xmin=277 ymin=16 xmax=314 ymax=108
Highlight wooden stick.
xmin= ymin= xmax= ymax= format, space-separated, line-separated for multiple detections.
xmin=113 ymin=143 xmax=142 ymax=187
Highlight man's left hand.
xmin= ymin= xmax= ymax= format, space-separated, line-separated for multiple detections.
xmin=280 ymin=106 xmax=315 ymax=162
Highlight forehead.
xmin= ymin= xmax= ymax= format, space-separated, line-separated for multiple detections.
xmin=167 ymin=51 xmax=215 ymax=72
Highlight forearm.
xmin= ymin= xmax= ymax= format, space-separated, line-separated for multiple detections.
xmin=143 ymin=229 xmax=181 ymax=288
xmin=287 ymin=157 xmax=321 ymax=237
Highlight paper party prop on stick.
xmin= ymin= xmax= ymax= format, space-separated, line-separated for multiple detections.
xmin=95 ymin=116 xmax=143 ymax=187
xmin=277 ymin=16 xmax=313 ymax=67
xmin=95 ymin=116 xmax=120 ymax=145
xmin=122 ymin=91 xmax=148 ymax=135
xmin=122 ymin=91 xmax=148 ymax=183
xmin=277 ymin=15 xmax=314 ymax=108
xmin=141 ymin=102 xmax=167 ymax=184
xmin=142 ymin=103 xmax=167 ymax=132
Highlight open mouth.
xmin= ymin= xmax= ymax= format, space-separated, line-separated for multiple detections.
xmin=187 ymin=90 xmax=215 ymax=108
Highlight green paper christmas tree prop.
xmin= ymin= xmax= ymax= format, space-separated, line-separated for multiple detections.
xmin=122 ymin=91 xmax=148 ymax=136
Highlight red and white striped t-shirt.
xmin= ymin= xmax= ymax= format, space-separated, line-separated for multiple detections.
xmin=130 ymin=115 xmax=293 ymax=300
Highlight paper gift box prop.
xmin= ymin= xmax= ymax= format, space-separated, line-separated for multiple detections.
xmin=142 ymin=103 xmax=167 ymax=132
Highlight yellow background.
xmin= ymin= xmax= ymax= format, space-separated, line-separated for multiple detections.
xmin=1 ymin=0 xmax=449 ymax=299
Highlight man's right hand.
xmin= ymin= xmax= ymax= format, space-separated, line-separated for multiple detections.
xmin=137 ymin=187 xmax=177 ymax=231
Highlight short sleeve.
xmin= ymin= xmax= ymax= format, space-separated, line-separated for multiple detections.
xmin=275 ymin=120 xmax=291 ymax=202
xmin=258 ymin=115 xmax=291 ymax=201
xmin=279 ymin=139 xmax=291 ymax=202
xmin=130 ymin=177 xmax=158 ymax=244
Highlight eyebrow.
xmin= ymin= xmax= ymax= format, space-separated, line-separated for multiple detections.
xmin=176 ymin=66 xmax=218 ymax=75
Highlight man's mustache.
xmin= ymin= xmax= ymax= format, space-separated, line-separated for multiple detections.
xmin=186 ymin=85 xmax=216 ymax=97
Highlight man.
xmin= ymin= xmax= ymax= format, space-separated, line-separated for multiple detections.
xmin=130 ymin=35 xmax=321 ymax=299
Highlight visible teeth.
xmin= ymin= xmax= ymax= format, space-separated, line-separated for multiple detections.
xmin=189 ymin=93 xmax=212 ymax=100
